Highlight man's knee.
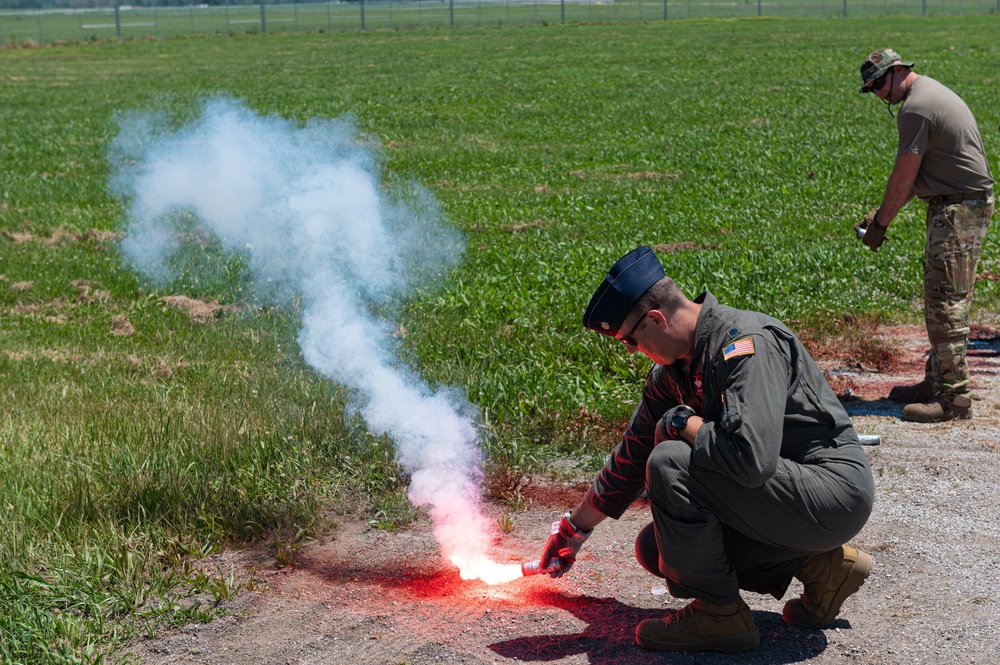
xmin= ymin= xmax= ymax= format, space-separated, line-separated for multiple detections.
xmin=634 ymin=522 xmax=662 ymax=577
xmin=646 ymin=441 xmax=712 ymax=520
xmin=645 ymin=440 xmax=691 ymax=498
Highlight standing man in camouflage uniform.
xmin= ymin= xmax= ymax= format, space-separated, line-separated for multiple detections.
xmin=856 ymin=48 xmax=994 ymax=423
xmin=536 ymin=246 xmax=875 ymax=653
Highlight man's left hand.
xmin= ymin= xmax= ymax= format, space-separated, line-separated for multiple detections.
xmin=654 ymin=405 xmax=696 ymax=445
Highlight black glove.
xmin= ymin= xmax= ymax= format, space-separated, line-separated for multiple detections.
xmin=854 ymin=206 xmax=887 ymax=251
xmin=654 ymin=405 xmax=697 ymax=445
xmin=539 ymin=512 xmax=591 ymax=578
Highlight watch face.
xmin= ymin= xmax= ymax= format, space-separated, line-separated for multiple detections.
xmin=671 ymin=413 xmax=688 ymax=430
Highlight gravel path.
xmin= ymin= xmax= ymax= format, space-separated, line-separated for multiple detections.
xmin=130 ymin=325 xmax=1000 ymax=665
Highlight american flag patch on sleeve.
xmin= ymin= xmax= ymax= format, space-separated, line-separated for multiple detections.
xmin=723 ymin=337 xmax=755 ymax=361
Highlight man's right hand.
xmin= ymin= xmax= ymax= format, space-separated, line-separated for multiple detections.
xmin=539 ymin=512 xmax=591 ymax=578
xmin=854 ymin=206 xmax=887 ymax=251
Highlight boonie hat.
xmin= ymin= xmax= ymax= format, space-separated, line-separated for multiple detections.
xmin=583 ymin=246 xmax=665 ymax=338
xmin=859 ymin=48 xmax=914 ymax=93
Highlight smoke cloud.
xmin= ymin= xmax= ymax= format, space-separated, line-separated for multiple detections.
xmin=110 ymin=98 xmax=498 ymax=574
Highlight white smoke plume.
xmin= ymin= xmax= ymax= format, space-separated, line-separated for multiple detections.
xmin=109 ymin=98 xmax=499 ymax=576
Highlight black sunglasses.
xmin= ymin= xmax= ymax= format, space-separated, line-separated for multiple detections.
xmin=621 ymin=313 xmax=648 ymax=347
xmin=865 ymin=70 xmax=891 ymax=93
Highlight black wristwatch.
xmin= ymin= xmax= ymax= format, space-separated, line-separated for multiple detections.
xmin=668 ymin=405 xmax=697 ymax=439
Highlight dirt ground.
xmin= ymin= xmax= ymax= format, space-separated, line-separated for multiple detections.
xmin=129 ymin=324 xmax=1000 ymax=665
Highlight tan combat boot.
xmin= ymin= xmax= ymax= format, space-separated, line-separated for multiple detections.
xmin=901 ymin=394 xmax=972 ymax=423
xmin=636 ymin=596 xmax=759 ymax=652
xmin=887 ymin=379 xmax=934 ymax=404
xmin=783 ymin=545 xmax=872 ymax=629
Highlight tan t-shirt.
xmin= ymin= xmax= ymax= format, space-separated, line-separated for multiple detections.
xmin=897 ymin=75 xmax=993 ymax=201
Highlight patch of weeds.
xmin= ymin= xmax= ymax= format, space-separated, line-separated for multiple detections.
xmin=138 ymin=562 xmax=260 ymax=633
xmin=159 ymin=537 xmax=220 ymax=566
xmin=186 ymin=568 xmax=248 ymax=605
xmin=274 ymin=540 xmax=300 ymax=568
xmin=480 ymin=416 xmax=537 ymax=505
xmin=367 ymin=509 xmax=397 ymax=531
xmin=557 ymin=405 xmax=628 ymax=459
xmin=139 ymin=596 xmax=217 ymax=628
xmin=368 ymin=487 xmax=418 ymax=531
xmin=799 ymin=312 xmax=900 ymax=372
xmin=335 ymin=425 xmax=417 ymax=530
xmin=496 ymin=511 xmax=516 ymax=534
xmin=583 ymin=450 xmax=611 ymax=473
xmin=272 ymin=528 xmax=307 ymax=568
xmin=484 ymin=458 xmax=530 ymax=507
xmin=502 ymin=491 xmax=530 ymax=513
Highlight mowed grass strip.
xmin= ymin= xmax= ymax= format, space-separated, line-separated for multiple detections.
xmin=4 ymin=0 xmax=995 ymax=45
xmin=1 ymin=17 xmax=998 ymax=661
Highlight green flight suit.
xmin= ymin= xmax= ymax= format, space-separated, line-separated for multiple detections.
xmin=585 ymin=292 xmax=876 ymax=604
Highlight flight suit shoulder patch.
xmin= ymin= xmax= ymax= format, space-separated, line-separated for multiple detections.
xmin=722 ymin=336 xmax=755 ymax=361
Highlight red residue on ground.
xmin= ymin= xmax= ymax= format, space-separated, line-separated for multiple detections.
xmin=809 ymin=322 xmax=1000 ymax=402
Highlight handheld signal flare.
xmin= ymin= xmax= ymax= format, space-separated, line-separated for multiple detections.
xmin=520 ymin=558 xmax=562 ymax=576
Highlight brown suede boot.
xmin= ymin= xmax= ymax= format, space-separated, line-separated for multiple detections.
xmin=783 ymin=545 xmax=872 ymax=629
xmin=901 ymin=394 xmax=972 ymax=423
xmin=887 ymin=380 xmax=934 ymax=404
xmin=636 ymin=596 xmax=759 ymax=652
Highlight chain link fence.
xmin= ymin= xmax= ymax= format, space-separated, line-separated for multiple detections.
xmin=1 ymin=0 xmax=998 ymax=45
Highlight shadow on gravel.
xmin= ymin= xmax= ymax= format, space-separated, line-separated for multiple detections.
xmin=844 ymin=398 xmax=905 ymax=419
xmin=968 ymin=336 xmax=1000 ymax=363
xmin=488 ymin=588 xmax=831 ymax=664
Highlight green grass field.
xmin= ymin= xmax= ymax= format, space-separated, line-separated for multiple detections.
xmin=1 ymin=16 xmax=999 ymax=662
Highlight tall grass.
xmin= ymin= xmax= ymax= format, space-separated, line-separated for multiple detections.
xmin=0 ymin=16 xmax=998 ymax=660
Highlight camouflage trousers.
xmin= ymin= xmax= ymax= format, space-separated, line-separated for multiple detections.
xmin=923 ymin=195 xmax=995 ymax=398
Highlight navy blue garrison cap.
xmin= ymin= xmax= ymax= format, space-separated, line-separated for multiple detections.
xmin=583 ymin=246 xmax=666 ymax=337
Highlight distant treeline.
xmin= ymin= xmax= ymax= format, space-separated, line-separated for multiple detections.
xmin=0 ymin=0 xmax=298 ymax=8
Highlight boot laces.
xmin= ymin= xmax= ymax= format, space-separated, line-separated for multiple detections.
xmin=669 ymin=599 xmax=704 ymax=624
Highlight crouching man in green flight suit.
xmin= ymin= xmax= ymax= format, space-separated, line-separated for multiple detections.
xmin=537 ymin=246 xmax=876 ymax=653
